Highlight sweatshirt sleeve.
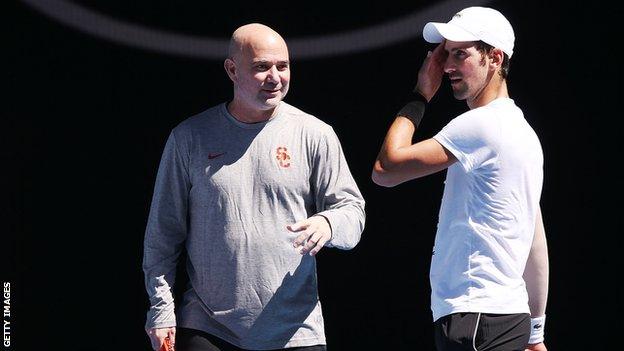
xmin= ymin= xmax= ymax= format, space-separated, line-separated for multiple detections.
xmin=311 ymin=126 xmax=366 ymax=250
xmin=142 ymin=130 xmax=190 ymax=330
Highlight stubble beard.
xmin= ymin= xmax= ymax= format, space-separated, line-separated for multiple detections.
xmin=452 ymin=82 xmax=469 ymax=101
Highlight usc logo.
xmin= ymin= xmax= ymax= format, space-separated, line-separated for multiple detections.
xmin=276 ymin=147 xmax=291 ymax=168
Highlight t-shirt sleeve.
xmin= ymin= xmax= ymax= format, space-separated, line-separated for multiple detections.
xmin=433 ymin=111 xmax=498 ymax=173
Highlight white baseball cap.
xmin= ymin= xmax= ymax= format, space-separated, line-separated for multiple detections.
xmin=423 ymin=6 xmax=515 ymax=57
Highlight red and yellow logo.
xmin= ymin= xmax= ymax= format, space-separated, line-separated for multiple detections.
xmin=276 ymin=147 xmax=291 ymax=168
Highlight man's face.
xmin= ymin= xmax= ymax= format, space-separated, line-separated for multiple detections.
xmin=442 ymin=40 xmax=490 ymax=101
xmin=231 ymin=38 xmax=290 ymax=111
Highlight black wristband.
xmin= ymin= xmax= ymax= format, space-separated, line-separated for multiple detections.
xmin=395 ymin=93 xmax=428 ymax=128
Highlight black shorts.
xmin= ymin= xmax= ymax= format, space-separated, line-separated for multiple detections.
xmin=433 ymin=313 xmax=530 ymax=351
xmin=176 ymin=327 xmax=328 ymax=351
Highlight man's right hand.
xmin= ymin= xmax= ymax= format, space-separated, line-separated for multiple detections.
xmin=147 ymin=327 xmax=176 ymax=350
xmin=526 ymin=342 xmax=547 ymax=351
xmin=415 ymin=42 xmax=447 ymax=102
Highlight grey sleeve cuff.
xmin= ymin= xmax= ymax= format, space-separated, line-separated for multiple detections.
xmin=316 ymin=207 xmax=365 ymax=250
xmin=144 ymin=275 xmax=177 ymax=330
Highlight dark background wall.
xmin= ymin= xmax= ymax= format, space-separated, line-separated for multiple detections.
xmin=5 ymin=1 xmax=622 ymax=350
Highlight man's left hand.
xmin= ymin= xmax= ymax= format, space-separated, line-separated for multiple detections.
xmin=288 ymin=216 xmax=332 ymax=256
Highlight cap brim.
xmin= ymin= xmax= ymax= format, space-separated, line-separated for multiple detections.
xmin=423 ymin=22 xmax=479 ymax=43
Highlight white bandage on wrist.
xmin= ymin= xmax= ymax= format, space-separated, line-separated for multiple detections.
xmin=528 ymin=315 xmax=546 ymax=344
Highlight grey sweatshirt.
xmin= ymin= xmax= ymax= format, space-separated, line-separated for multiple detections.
xmin=143 ymin=102 xmax=365 ymax=349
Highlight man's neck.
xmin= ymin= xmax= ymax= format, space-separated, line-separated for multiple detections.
xmin=467 ymin=79 xmax=509 ymax=109
xmin=227 ymin=100 xmax=277 ymax=124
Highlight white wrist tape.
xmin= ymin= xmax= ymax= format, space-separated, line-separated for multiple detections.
xmin=528 ymin=315 xmax=546 ymax=344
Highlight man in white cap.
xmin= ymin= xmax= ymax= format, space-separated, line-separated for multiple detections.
xmin=372 ymin=7 xmax=549 ymax=351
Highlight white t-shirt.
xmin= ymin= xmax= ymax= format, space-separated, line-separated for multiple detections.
xmin=431 ymin=98 xmax=543 ymax=321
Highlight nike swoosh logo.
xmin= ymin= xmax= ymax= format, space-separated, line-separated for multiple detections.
xmin=208 ymin=152 xmax=226 ymax=159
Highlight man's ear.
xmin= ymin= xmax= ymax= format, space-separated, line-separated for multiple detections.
xmin=224 ymin=58 xmax=236 ymax=82
xmin=489 ymin=48 xmax=504 ymax=69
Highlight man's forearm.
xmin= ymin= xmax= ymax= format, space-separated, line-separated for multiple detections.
xmin=524 ymin=208 xmax=549 ymax=317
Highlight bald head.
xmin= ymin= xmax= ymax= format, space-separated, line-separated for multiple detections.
xmin=228 ymin=23 xmax=288 ymax=61
xmin=223 ymin=23 xmax=291 ymax=122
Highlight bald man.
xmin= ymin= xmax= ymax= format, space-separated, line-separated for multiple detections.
xmin=142 ymin=23 xmax=365 ymax=351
